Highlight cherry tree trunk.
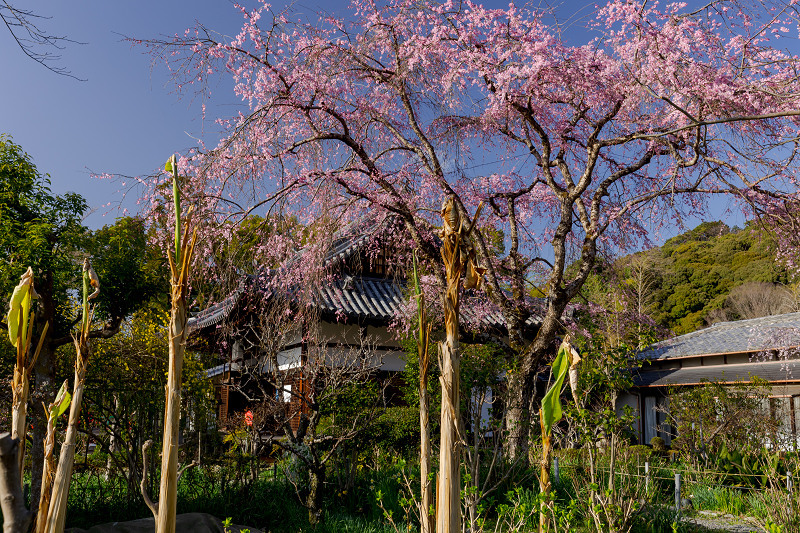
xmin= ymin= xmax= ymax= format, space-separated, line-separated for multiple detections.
xmin=155 ymin=300 xmax=187 ymax=533
xmin=504 ymin=371 xmax=529 ymax=464
xmin=307 ymin=467 xmax=325 ymax=526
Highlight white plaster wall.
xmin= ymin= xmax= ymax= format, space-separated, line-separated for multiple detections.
xmin=377 ymin=350 xmax=405 ymax=371
xmin=364 ymin=325 xmax=401 ymax=347
xmin=278 ymin=346 xmax=302 ymax=370
xmin=318 ymin=322 xmax=361 ymax=344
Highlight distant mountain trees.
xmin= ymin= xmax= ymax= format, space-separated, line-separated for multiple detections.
xmin=580 ymin=221 xmax=793 ymax=335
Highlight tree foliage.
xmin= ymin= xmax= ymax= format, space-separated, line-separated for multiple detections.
xmin=583 ymin=222 xmax=791 ymax=335
xmin=84 ymin=217 xmax=168 ymax=324
xmin=0 ymin=134 xmax=86 ymax=335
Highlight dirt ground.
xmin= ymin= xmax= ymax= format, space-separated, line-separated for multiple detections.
xmin=683 ymin=510 xmax=762 ymax=532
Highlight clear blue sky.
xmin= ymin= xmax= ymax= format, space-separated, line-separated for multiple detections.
xmin=0 ymin=0 xmax=770 ymax=236
xmin=0 ymin=0 xmax=356 ymax=227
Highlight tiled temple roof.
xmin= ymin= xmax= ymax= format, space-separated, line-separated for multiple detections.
xmin=188 ymin=273 xmax=544 ymax=334
xmin=188 ymin=215 xmax=392 ymax=333
xmin=638 ymin=312 xmax=800 ymax=361
xmin=635 ymin=360 xmax=800 ymax=387
xmin=187 ymin=215 xmax=545 ymax=334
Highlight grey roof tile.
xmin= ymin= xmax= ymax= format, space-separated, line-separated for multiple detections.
xmin=187 ymin=215 xmax=547 ymax=334
xmin=635 ymin=359 xmax=800 ymax=387
xmin=638 ymin=312 xmax=800 ymax=360
xmin=187 ymin=290 xmax=243 ymax=333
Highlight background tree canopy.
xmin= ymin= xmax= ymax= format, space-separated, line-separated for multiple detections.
xmin=580 ymin=221 xmax=793 ymax=336
xmin=0 ymin=133 xmax=86 ymax=336
xmin=0 ymin=133 xmax=169 ymax=511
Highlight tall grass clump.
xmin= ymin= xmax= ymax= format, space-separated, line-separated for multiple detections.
xmin=689 ymin=484 xmax=748 ymax=515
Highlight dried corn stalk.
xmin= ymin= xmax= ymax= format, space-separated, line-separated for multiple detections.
xmin=7 ymin=268 xmax=48 ymax=478
xmin=154 ymin=155 xmax=198 ymax=533
xmin=436 ymin=197 xmax=484 ymax=533
xmin=44 ymin=259 xmax=99 ymax=533
xmin=35 ymin=381 xmax=70 ymax=533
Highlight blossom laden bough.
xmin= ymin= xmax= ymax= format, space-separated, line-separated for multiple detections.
xmin=134 ymin=0 xmax=800 ymax=467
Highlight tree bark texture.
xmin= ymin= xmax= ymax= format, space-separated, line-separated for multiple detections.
xmin=307 ymin=468 xmax=325 ymax=526
xmin=503 ymin=295 xmax=570 ymax=463
xmin=503 ymin=371 xmax=529 ymax=464
xmin=0 ymin=433 xmax=33 ymax=533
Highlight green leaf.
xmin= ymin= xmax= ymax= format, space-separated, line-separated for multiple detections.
xmin=540 ymin=344 xmax=570 ymax=435
xmin=50 ymin=380 xmax=71 ymax=420
xmin=81 ymin=261 xmax=90 ymax=335
xmin=169 ymin=155 xmax=181 ymax=263
xmin=7 ymin=268 xmax=34 ymax=348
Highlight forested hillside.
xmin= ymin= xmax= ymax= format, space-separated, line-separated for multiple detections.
xmin=582 ymin=221 xmax=796 ymax=336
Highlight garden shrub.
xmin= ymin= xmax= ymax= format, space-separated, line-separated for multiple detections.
xmin=554 ymin=447 xmax=587 ymax=465
xmin=362 ymin=406 xmax=419 ymax=455
xmin=626 ymin=444 xmax=654 ymax=463
xmin=650 ymin=436 xmax=667 ymax=453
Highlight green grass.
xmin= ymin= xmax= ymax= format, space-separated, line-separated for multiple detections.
xmin=64 ymin=464 xmax=412 ymax=533
xmin=62 ymin=452 xmax=790 ymax=533
xmin=688 ymin=483 xmax=748 ymax=515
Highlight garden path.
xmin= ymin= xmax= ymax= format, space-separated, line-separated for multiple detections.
xmin=683 ymin=510 xmax=761 ymax=532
